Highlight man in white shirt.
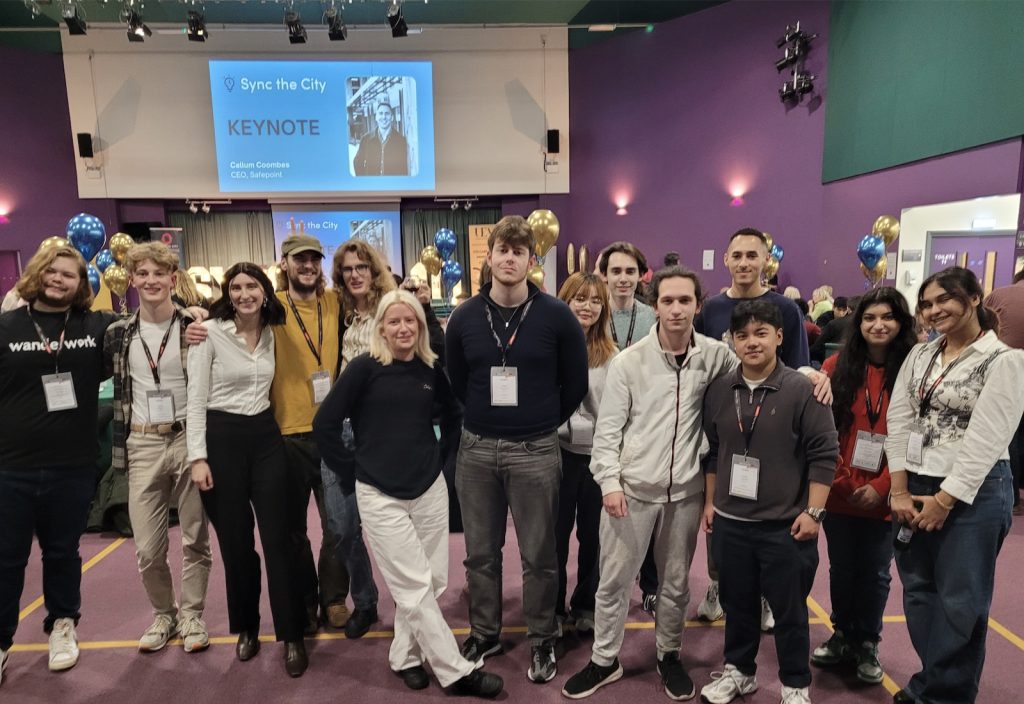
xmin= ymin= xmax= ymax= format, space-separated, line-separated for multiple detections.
xmin=104 ymin=242 xmax=212 ymax=654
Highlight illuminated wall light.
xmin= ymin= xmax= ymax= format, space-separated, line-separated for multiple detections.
xmin=616 ymin=207 xmax=628 ymax=216
xmin=730 ymin=196 xmax=745 ymax=207
xmin=0 ymin=204 xmax=10 ymax=224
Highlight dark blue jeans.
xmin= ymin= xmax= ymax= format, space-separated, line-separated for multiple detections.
xmin=554 ymin=448 xmax=601 ymax=620
xmin=896 ymin=461 xmax=1013 ymax=704
xmin=0 ymin=466 xmax=95 ymax=649
xmin=822 ymin=512 xmax=893 ymax=644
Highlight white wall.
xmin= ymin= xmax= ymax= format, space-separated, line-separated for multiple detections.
xmin=896 ymin=193 xmax=1021 ymax=302
xmin=61 ymin=25 xmax=569 ymax=199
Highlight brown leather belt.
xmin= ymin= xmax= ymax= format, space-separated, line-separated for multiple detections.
xmin=130 ymin=420 xmax=185 ymax=436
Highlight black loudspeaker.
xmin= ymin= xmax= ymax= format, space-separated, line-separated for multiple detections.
xmin=546 ymin=129 xmax=560 ymax=154
xmin=76 ymin=133 xmax=94 ymax=158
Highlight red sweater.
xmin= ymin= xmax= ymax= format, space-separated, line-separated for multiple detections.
xmin=822 ymin=354 xmax=892 ymax=520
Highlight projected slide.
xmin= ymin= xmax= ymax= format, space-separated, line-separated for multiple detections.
xmin=272 ymin=207 xmax=403 ymax=277
xmin=209 ymin=60 xmax=435 ymax=193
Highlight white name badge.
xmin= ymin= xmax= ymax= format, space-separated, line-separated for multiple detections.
xmin=907 ymin=424 xmax=926 ymax=466
xmin=729 ymin=453 xmax=760 ymax=500
xmin=311 ymin=370 xmax=332 ymax=405
xmin=42 ymin=372 xmax=77 ymax=412
xmin=146 ymin=389 xmax=176 ymax=424
xmin=490 ymin=366 xmax=519 ymax=407
xmin=851 ymin=430 xmax=886 ymax=473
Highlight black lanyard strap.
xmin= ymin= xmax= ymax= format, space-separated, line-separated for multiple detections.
xmin=136 ymin=312 xmax=179 ymax=387
xmin=484 ymin=299 xmax=533 ymax=367
xmin=864 ymin=369 xmax=886 ymax=430
xmin=734 ymin=387 xmax=769 ymax=455
xmin=611 ymin=302 xmax=638 ymax=347
xmin=287 ymin=294 xmax=324 ymax=369
xmin=27 ymin=307 xmax=70 ymax=373
xmin=917 ymin=332 xmax=982 ymax=418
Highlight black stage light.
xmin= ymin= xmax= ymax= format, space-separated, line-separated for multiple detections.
xmin=285 ymin=9 xmax=307 ymax=44
xmin=187 ymin=9 xmax=209 ymax=42
xmin=779 ymin=81 xmax=797 ymax=103
xmin=328 ymin=11 xmax=347 ymax=41
xmin=775 ymin=47 xmax=796 ymax=72
xmin=122 ymin=4 xmax=151 ymax=43
xmin=62 ymin=2 xmax=87 ymax=36
xmin=387 ymin=1 xmax=408 ymax=38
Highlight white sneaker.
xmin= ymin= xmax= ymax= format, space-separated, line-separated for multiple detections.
xmin=1 ymin=646 xmax=9 ymax=685
xmin=780 ymin=685 xmax=811 ymax=704
xmin=48 ymin=618 xmax=79 ymax=672
xmin=700 ymin=664 xmax=758 ymax=704
xmin=697 ymin=582 xmax=724 ymax=621
xmin=760 ymin=597 xmax=775 ymax=632
xmin=179 ymin=615 xmax=209 ymax=653
xmin=138 ymin=614 xmax=178 ymax=652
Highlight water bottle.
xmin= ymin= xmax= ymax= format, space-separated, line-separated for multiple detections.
xmin=893 ymin=523 xmax=914 ymax=551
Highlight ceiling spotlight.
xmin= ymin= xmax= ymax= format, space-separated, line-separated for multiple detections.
xmin=122 ymin=3 xmax=151 ymax=43
xmin=326 ymin=3 xmax=347 ymax=41
xmin=188 ymin=201 xmax=198 ymax=214
xmin=61 ymin=2 xmax=87 ymax=36
xmin=23 ymin=1 xmax=42 ymax=19
xmin=386 ymin=0 xmax=408 ymax=38
xmin=450 ymin=201 xmax=459 ymax=211
xmin=775 ymin=46 xmax=797 ymax=72
xmin=285 ymin=4 xmax=307 ymax=44
xmin=796 ymin=73 xmax=815 ymax=95
xmin=201 ymin=202 xmax=211 ymax=214
xmin=187 ymin=9 xmax=209 ymax=42
xmin=464 ymin=200 xmax=472 ymax=211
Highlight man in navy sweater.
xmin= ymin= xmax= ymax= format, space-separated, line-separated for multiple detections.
xmin=445 ymin=215 xmax=588 ymax=684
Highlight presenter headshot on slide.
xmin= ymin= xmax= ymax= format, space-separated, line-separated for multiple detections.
xmin=352 ymin=102 xmax=409 ymax=177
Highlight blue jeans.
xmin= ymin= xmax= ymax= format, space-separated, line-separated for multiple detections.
xmin=318 ymin=420 xmax=378 ymax=612
xmin=896 ymin=461 xmax=1013 ymax=704
xmin=822 ymin=512 xmax=893 ymax=644
xmin=0 ymin=466 xmax=95 ymax=649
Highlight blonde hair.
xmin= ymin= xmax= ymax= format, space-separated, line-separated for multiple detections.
xmin=15 ymin=245 xmax=93 ymax=311
xmin=124 ymin=241 xmax=179 ymax=274
xmin=812 ymin=285 xmax=833 ymax=303
xmin=174 ymin=270 xmax=206 ymax=307
xmin=369 ymin=290 xmax=437 ymax=367
xmin=783 ymin=286 xmax=801 ymax=300
xmin=332 ymin=239 xmax=396 ymax=324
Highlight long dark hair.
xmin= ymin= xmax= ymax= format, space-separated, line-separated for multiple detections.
xmin=830 ymin=287 xmax=917 ymax=437
xmin=917 ymin=266 xmax=999 ymax=334
xmin=210 ymin=263 xmax=286 ymax=326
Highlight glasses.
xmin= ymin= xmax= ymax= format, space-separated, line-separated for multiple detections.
xmin=340 ymin=263 xmax=371 ymax=277
xmin=572 ymin=295 xmax=603 ymax=308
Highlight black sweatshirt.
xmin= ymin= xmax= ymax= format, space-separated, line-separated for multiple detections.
xmin=0 ymin=306 xmax=117 ymax=469
xmin=312 ymin=353 xmax=461 ymax=500
xmin=444 ymin=282 xmax=589 ymax=439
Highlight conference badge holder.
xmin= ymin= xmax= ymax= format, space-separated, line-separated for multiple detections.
xmin=146 ymin=389 xmax=176 ymax=424
xmin=851 ymin=431 xmax=886 ymax=473
xmin=907 ymin=424 xmax=926 ymax=466
xmin=311 ymin=370 xmax=331 ymax=405
xmin=729 ymin=454 xmax=760 ymax=500
xmin=42 ymin=372 xmax=77 ymax=412
xmin=490 ymin=366 xmax=518 ymax=407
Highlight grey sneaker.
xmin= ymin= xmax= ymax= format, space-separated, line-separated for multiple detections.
xmin=855 ymin=641 xmax=884 ymax=684
xmin=811 ymin=630 xmax=850 ymax=666
xmin=0 ymin=646 xmax=7 ymax=685
xmin=527 ymin=644 xmax=556 ymax=683
xmin=180 ymin=615 xmax=210 ymax=653
xmin=696 ymin=581 xmax=724 ymax=621
xmin=699 ymin=664 xmax=758 ymax=704
xmin=48 ymin=618 xmax=79 ymax=672
xmin=460 ymin=635 xmax=503 ymax=665
xmin=138 ymin=614 xmax=178 ymax=652
xmin=780 ymin=685 xmax=811 ymax=704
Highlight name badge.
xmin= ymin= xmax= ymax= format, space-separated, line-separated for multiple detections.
xmin=311 ymin=370 xmax=332 ymax=405
xmin=907 ymin=424 xmax=926 ymax=466
xmin=42 ymin=372 xmax=77 ymax=412
xmin=729 ymin=453 xmax=760 ymax=500
xmin=146 ymin=389 xmax=176 ymax=424
xmin=490 ymin=366 xmax=518 ymax=407
xmin=851 ymin=430 xmax=886 ymax=473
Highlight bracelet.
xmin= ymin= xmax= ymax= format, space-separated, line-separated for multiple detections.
xmin=890 ymin=490 xmax=909 ymax=497
xmin=933 ymin=493 xmax=955 ymax=511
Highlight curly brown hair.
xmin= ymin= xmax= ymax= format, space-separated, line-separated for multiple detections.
xmin=15 ymin=245 xmax=93 ymax=311
xmin=331 ymin=239 xmax=397 ymax=324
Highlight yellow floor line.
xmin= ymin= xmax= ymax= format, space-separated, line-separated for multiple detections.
xmin=806 ymin=595 xmax=901 ymax=696
xmin=17 ymin=538 xmax=128 ymax=622
xmin=988 ymin=617 xmax=1024 ymax=652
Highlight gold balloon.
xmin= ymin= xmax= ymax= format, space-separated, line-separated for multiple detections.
xmin=566 ymin=243 xmax=576 ymax=274
xmin=419 ymin=245 xmax=442 ymax=277
xmin=859 ymin=256 xmax=887 ymax=286
xmin=871 ymin=215 xmax=901 ymax=247
xmin=763 ymin=232 xmax=774 ymax=251
xmin=109 ymin=232 xmax=134 ymax=265
xmin=527 ymin=209 xmax=560 ymax=258
xmin=763 ymin=256 xmax=780 ymax=279
xmin=103 ymin=264 xmax=129 ymax=298
xmin=39 ymin=236 xmax=70 ymax=252
xmin=527 ymin=264 xmax=545 ymax=288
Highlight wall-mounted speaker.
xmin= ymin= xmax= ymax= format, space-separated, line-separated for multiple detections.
xmin=76 ymin=133 xmax=94 ymax=159
xmin=546 ymin=129 xmax=560 ymax=154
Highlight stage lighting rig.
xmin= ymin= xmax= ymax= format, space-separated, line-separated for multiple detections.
xmin=775 ymin=20 xmax=817 ymax=105
xmin=325 ymin=1 xmax=348 ymax=41
xmin=61 ymin=2 xmax=87 ymax=35
xmin=122 ymin=2 xmax=151 ymax=43
xmin=284 ymin=2 xmax=307 ymax=44
xmin=187 ymin=9 xmax=209 ymax=42
xmin=387 ymin=1 xmax=408 ymax=38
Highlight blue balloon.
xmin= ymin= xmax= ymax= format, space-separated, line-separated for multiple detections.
xmin=857 ymin=235 xmax=885 ymax=270
xmin=441 ymin=260 xmax=463 ymax=290
xmin=65 ymin=213 xmax=106 ymax=262
xmin=434 ymin=228 xmax=458 ymax=260
xmin=770 ymin=244 xmax=784 ymax=264
xmin=87 ymin=263 xmax=101 ymax=295
xmin=94 ymin=248 xmax=115 ymax=273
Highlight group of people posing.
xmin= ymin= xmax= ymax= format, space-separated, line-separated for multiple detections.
xmin=0 ymin=219 xmax=1019 ymax=704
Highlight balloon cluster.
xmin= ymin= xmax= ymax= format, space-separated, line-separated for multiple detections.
xmin=527 ymin=209 xmax=560 ymax=288
xmin=50 ymin=213 xmax=135 ymax=311
xmin=420 ymin=228 xmax=462 ymax=302
xmin=761 ymin=232 xmax=785 ymax=280
xmin=857 ymin=214 xmax=900 ymax=287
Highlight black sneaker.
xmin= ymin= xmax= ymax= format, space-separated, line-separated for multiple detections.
xmin=396 ymin=665 xmax=430 ymax=690
xmin=642 ymin=592 xmax=658 ymax=614
xmin=528 ymin=644 xmax=557 ymax=683
xmin=344 ymin=607 xmax=378 ymax=639
xmin=562 ymin=659 xmax=624 ymax=699
xmin=460 ymin=635 xmax=503 ymax=664
xmin=657 ymin=652 xmax=695 ymax=701
xmin=452 ymin=669 xmax=504 ymax=698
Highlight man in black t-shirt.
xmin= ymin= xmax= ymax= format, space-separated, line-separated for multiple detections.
xmin=0 ymin=245 xmax=117 ymax=685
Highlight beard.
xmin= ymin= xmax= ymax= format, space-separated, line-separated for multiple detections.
xmin=36 ymin=286 xmax=76 ymax=308
xmin=288 ymin=273 xmax=319 ymax=296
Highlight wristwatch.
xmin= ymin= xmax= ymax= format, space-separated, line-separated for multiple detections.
xmin=804 ymin=507 xmax=826 ymax=523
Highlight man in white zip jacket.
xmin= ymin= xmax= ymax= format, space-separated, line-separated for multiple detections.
xmin=561 ymin=266 xmax=737 ymax=701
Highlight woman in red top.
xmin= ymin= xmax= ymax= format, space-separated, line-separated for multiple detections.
xmin=812 ymin=287 xmax=916 ymax=685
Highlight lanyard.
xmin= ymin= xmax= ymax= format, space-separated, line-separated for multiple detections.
xmin=484 ymin=299 xmax=533 ymax=367
xmin=136 ymin=312 xmax=179 ymax=387
xmin=734 ymin=387 xmax=769 ymax=455
xmin=864 ymin=369 xmax=886 ymax=430
xmin=286 ymin=294 xmax=324 ymax=370
xmin=917 ymin=332 xmax=983 ymax=418
xmin=611 ymin=302 xmax=638 ymax=347
xmin=27 ymin=307 xmax=70 ymax=373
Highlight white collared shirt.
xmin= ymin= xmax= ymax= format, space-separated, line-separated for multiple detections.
xmin=885 ymin=330 xmax=1024 ymax=504
xmin=186 ymin=318 xmax=276 ymax=462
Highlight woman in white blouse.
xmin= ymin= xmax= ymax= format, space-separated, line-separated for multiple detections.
xmin=187 ymin=263 xmax=308 ymax=677
xmin=885 ymin=267 xmax=1024 ymax=704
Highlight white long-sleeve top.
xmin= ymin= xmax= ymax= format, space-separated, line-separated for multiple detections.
xmin=885 ymin=331 xmax=1024 ymax=504
xmin=186 ymin=319 xmax=276 ymax=462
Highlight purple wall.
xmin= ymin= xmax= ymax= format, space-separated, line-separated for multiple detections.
xmin=928 ymin=234 xmax=1017 ymax=290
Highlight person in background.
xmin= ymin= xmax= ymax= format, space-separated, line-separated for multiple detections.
xmin=173 ymin=271 xmax=208 ymax=309
xmin=810 ymin=297 xmax=855 ymax=364
xmin=886 ymin=267 xmax=1024 ymax=704
xmin=554 ymin=273 xmax=617 ymax=635
xmin=810 ymin=286 xmax=834 ymax=325
xmin=783 ymin=286 xmax=802 ymax=301
xmin=795 ymin=299 xmax=820 ymax=348
xmin=812 ymin=288 xmax=916 ymax=687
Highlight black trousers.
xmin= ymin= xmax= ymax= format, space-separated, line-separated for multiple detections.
xmin=201 ymin=410 xmax=305 ymax=642
xmin=712 ymin=515 xmax=819 ymax=689
xmin=554 ymin=448 xmax=602 ymax=619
